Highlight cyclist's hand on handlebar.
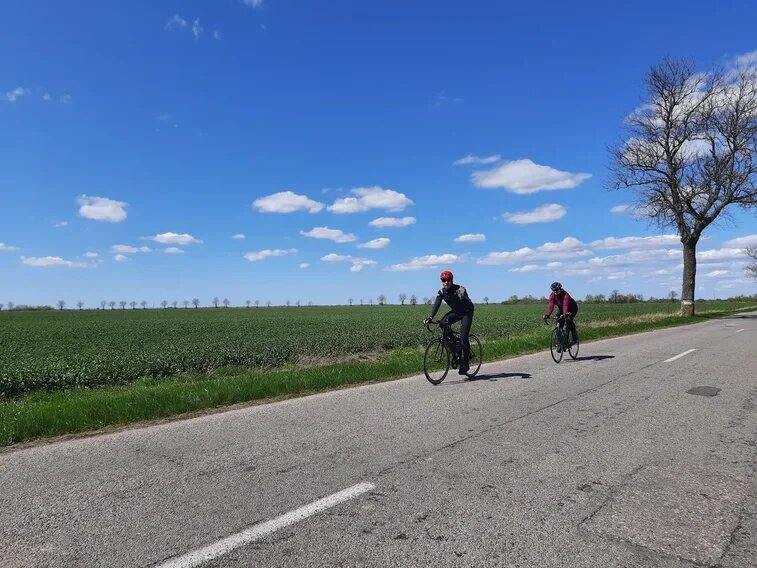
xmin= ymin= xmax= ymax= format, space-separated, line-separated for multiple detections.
xmin=423 ymin=316 xmax=433 ymax=324
xmin=542 ymin=314 xmax=550 ymax=322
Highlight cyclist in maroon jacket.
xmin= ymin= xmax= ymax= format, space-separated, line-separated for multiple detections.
xmin=542 ymin=282 xmax=578 ymax=346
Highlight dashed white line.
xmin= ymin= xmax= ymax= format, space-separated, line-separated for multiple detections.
xmin=663 ymin=348 xmax=697 ymax=363
xmin=735 ymin=328 xmax=745 ymax=333
xmin=155 ymin=481 xmax=375 ymax=568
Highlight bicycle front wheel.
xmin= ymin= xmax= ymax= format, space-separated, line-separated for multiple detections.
xmin=465 ymin=334 xmax=483 ymax=378
xmin=550 ymin=327 xmax=564 ymax=363
xmin=424 ymin=338 xmax=450 ymax=385
xmin=568 ymin=328 xmax=579 ymax=360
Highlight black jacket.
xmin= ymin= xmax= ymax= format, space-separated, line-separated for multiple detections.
xmin=429 ymin=284 xmax=474 ymax=317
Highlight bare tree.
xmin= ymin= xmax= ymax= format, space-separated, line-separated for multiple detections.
xmin=246 ymin=300 xmax=251 ymax=308
xmin=610 ymin=289 xmax=620 ymax=303
xmin=669 ymin=289 xmax=679 ymax=302
xmin=172 ymin=300 xmax=178 ymax=309
xmin=296 ymin=300 xmax=301 ymax=307
xmin=266 ymin=300 xmax=271 ymax=307
xmin=223 ymin=298 xmax=230 ymax=308
xmin=109 ymin=301 xmax=116 ymax=310
xmin=286 ymin=300 xmax=291 ymax=307
xmin=409 ymin=294 xmax=417 ymax=306
xmin=308 ymin=300 xmax=313 ymax=307
xmin=77 ymin=301 xmax=85 ymax=310
xmin=348 ymin=298 xmax=353 ymax=306
xmin=398 ymin=293 xmax=407 ymax=305
xmin=422 ymin=297 xmax=430 ymax=305
xmin=100 ymin=300 xmax=107 ymax=310
xmin=746 ymin=247 xmax=757 ymax=278
xmin=377 ymin=294 xmax=386 ymax=306
xmin=192 ymin=298 xmax=200 ymax=308
xmin=360 ymin=298 xmax=364 ymax=306
xmin=130 ymin=301 xmax=137 ymax=310
xmin=254 ymin=300 xmax=259 ymax=308
xmin=141 ymin=300 xmax=148 ymax=309
xmin=117 ymin=301 xmax=125 ymax=310
xmin=212 ymin=297 xmax=220 ymax=308
xmin=483 ymin=296 xmax=489 ymax=304
xmin=161 ymin=300 xmax=168 ymax=309
xmin=610 ymin=58 xmax=756 ymax=316
xmin=0 ymin=303 xmax=4 ymax=311
xmin=57 ymin=300 xmax=66 ymax=310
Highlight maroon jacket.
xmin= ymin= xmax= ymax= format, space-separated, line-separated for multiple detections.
xmin=545 ymin=290 xmax=578 ymax=317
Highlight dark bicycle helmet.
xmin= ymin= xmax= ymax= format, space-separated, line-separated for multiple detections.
xmin=550 ymin=281 xmax=562 ymax=292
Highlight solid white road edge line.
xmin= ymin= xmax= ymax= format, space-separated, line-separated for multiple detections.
xmin=154 ymin=482 xmax=376 ymax=568
xmin=735 ymin=328 xmax=745 ymax=333
xmin=663 ymin=348 xmax=697 ymax=363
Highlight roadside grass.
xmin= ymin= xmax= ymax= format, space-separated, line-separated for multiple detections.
xmin=1 ymin=306 xmax=752 ymax=448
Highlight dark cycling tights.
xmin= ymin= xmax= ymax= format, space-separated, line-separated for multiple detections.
xmin=441 ymin=312 xmax=473 ymax=363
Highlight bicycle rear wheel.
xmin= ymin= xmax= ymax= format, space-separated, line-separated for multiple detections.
xmin=465 ymin=334 xmax=482 ymax=378
xmin=550 ymin=327 xmax=564 ymax=363
xmin=424 ymin=338 xmax=450 ymax=385
xmin=568 ymin=328 xmax=579 ymax=360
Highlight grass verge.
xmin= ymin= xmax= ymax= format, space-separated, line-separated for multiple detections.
xmin=1 ymin=307 xmax=752 ymax=448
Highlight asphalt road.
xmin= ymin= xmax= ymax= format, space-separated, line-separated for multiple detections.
xmin=2 ymin=313 xmax=755 ymax=567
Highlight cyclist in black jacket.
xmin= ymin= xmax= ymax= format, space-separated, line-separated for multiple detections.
xmin=423 ymin=270 xmax=475 ymax=374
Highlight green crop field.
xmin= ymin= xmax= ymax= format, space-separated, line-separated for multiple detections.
xmin=1 ymin=300 xmax=752 ymax=400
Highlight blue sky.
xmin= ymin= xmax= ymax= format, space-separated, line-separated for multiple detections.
xmin=1 ymin=0 xmax=755 ymax=307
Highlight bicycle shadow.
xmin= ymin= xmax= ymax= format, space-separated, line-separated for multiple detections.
xmin=569 ymin=355 xmax=615 ymax=362
xmin=467 ymin=372 xmax=532 ymax=382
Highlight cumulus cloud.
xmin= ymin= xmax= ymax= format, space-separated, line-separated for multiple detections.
xmin=242 ymin=0 xmax=264 ymax=6
xmin=369 ymin=216 xmax=416 ymax=228
xmin=320 ymin=253 xmax=377 ymax=272
xmin=21 ymin=256 xmax=87 ymax=268
xmin=60 ymin=94 xmax=72 ymax=104
xmin=386 ymin=253 xmax=460 ymax=272
xmin=299 ymin=262 xmax=309 ymax=269
xmin=454 ymin=233 xmax=486 ymax=243
xmin=244 ymin=248 xmax=297 ymax=262
xmin=471 ymin=159 xmax=591 ymax=194
xmin=252 ymin=191 xmax=324 ymax=214
xmin=165 ymin=14 xmax=202 ymax=38
xmin=113 ymin=254 xmax=130 ymax=262
xmin=478 ymin=237 xmax=591 ymax=265
xmin=328 ymin=186 xmax=413 ymax=214
xmin=164 ymin=247 xmax=184 ymax=254
xmin=610 ymin=204 xmax=632 ymax=214
xmin=591 ymin=235 xmax=681 ymax=250
xmin=110 ymin=245 xmax=152 ymax=254
xmin=453 ymin=154 xmax=501 ymax=166
xmin=358 ymin=237 xmax=390 ymax=249
xmin=146 ymin=232 xmax=202 ymax=245
xmin=723 ymin=234 xmax=757 ymax=248
xmin=705 ymin=269 xmax=729 ymax=277
xmin=300 ymin=226 xmax=357 ymax=243
xmin=0 ymin=242 xmax=19 ymax=252
xmin=4 ymin=87 xmax=29 ymax=103
xmin=83 ymin=252 xmax=99 ymax=258
xmin=231 ymin=233 xmax=246 ymax=240
xmin=54 ymin=221 xmax=69 ymax=228
xmin=502 ymin=203 xmax=566 ymax=224
xmin=77 ymin=195 xmax=128 ymax=223
xmin=697 ymin=247 xmax=749 ymax=262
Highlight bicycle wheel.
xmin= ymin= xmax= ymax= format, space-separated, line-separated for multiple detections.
xmin=424 ymin=338 xmax=450 ymax=385
xmin=465 ymin=335 xmax=483 ymax=378
xmin=550 ymin=327 xmax=564 ymax=363
xmin=568 ymin=328 xmax=579 ymax=360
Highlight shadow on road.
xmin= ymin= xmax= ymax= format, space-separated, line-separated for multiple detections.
xmin=728 ymin=314 xmax=756 ymax=319
xmin=468 ymin=372 xmax=532 ymax=382
xmin=571 ymin=355 xmax=615 ymax=362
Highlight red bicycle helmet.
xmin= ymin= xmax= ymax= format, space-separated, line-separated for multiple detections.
xmin=440 ymin=270 xmax=453 ymax=282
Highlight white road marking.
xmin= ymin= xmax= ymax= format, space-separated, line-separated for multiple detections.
xmin=155 ymin=482 xmax=375 ymax=568
xmin=663 ymin=348 xmax=697 ymax=363
xmin=735 ymin=328 xmax=745 ymax=333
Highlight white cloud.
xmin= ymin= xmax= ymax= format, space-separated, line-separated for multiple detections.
xmin=21 ymin=256 xmax=87 ymax=268
xmin=166 ymin=14 xmax=188 ymax=30
xmin=244 ymin=248 xmax=297 ymax=262
xmin=213 ymin=30 xmax=222 ymax=40
xmin=110 ymin=244 xmax=152 ymax=254
xmin=192 ymin=19 xmax=203 ymax=38
xmin=369 ymin=216 xmax=416 ymax=228
xmin=300 ymin=226 xmax=357 ymax=243
xmin=697 ymin=247 xmax=748 ymax=262
xmin=328 ymin=186 xmax=413 ymax=214
xmin=502 ymin=203 xmax=566 ymax=224
xmin=60 ymin=94 xmax=72 ymax=104
xmin=299 ymin=262 xmax=309 ymax=269
xmin=454 ymin=233 xmax=486 ymax=243
xmin=4 ymin=87 xmax=29 ymax=103
xmin=453 ymin=154 xmax=501 ymax=166
xmin=164 ymin=247 xmax=184 ymax=254
xmin=591 ymin=234 xmax=681 ymax=250
xmin=735 ymin=49 xmax=757 ymax=68
xmin=147 ymin=232 xmax=202 ymax=245
xmin=0 ymin=243 xmax=19 ymax=252
xmin=358 ymin=237 xmax=390 ymax=249
xmin=320 ymin=253 xmax=377 ymax=272
xmin=77 ymin=195 xmax=128 ymax=223
xmin=705 ymin=269 xmax=729 ymax=277
xmin=478 ymin=237 xmax=591 ymax=265
xmin=252 ymin=191 xmax=324 ymax=214
xmin=510 ymin=264 xmax=541 ymax=273
xmin=610 ymin=204 xmax=632 ymax=214
xmin=83 ymin=252 xmax=99 ymax=258
xmin=386 ymin=253 xmax=460 ymax=272
xmin=42 ymin=93 xmax=51 ymax=101
xmin=723 ymin=234 xmax=757 ymax=249
xmin=471 ymin=159 xmax=591 ymax=194
xmin=242 ymin=0 xmax=265 ymax=7
xmin=231 ymin=233 xmax=246 ymax=240
xmin=113 ymin=254 xmax=129 ymax=262
xmin=53 ymin=221 xmax=69 ymax=228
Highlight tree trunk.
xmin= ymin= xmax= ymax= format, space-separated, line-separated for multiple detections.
xmin=680 ymin=240 xmax=697 ymax=317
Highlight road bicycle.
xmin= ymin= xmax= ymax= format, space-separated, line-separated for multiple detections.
xmin=423 ymin=313 xmax=482 ymax=385
xmin=545 ymin=314 xmax=579 ymax=363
